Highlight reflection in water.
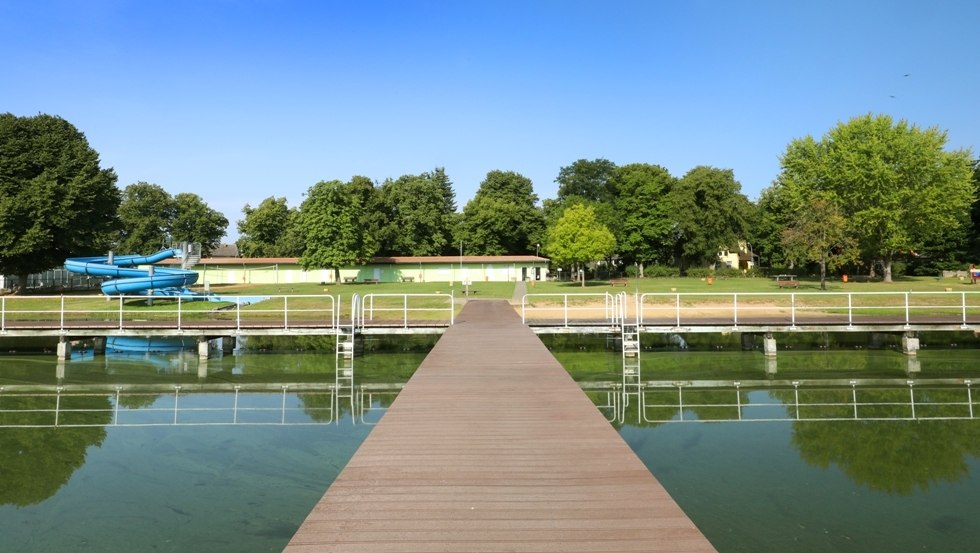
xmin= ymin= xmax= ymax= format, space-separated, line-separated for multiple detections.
xmin=791 ymin=417 xmax=980 ymax=495
xmin=0 ymin=395 xmax=110 ymax=507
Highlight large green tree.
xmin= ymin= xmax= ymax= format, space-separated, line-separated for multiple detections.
xmin=117 ymin=183 xmax=228 ymax=256
xmin=458 ymin=170 xmax=545 ymax=255
xmin=0 ymin=113 xmax=120 ymax=287
xmin=668 ymin=166 xmax=752 ymax=271
xmin=555 ymin=158 xmax=618 ymax=203
xmin=298 ymin=177 xmax=379 ymax=281
xmin=545 ymin=204 xmax=616 ymax=286
xmin=778 ymin=114 xmax=975 ymax=282
xmin=377 ymin=169 xmax=456 ymax=256
xmin=237 ymin=196 xmax=304 ymax=257
xmin=171 ymin=193 xmax=228 ymax=256
xmin=610 ymin=163 xmax=677 ymax=273
xmin=116 ymin=182 xmax=176 ymax=253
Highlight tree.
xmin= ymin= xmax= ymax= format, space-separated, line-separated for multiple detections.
xmin=0 ymin=113 xmax=120 ymax=288
xmin=458 ymin=170 xmax=545 ymax=255
xmin=668 ymin=166 xmax=752 ymax=271
xmin=545 ymin=204 xmax=616 ymax=286
xmin=237 ymin=197 xmax=303 ymax=257
xmin=298 ymin=177 xmax=378 ymax=281
xmin=377 ymin=169 xmax=456 ymax=256
xmin=610 ymin=163 xmax=677 ymax=273
xmin=751 ymin=183 xmax=796 ymax=269
xmin=171 ymin=193 xmax=228 ymax=256
xmin=777 ymin=114 xmax=976 ymax=282
xmin=116 ymin=182 xmax=177 ymax=253
xmin=555 ymin=158 xmax=618 ymax=203
xmin=781 ymin=196 xmax=859 ymax=289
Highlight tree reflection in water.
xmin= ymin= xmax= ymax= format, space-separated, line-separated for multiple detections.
xmin=0 ymin=394 xmax=112 ymax=506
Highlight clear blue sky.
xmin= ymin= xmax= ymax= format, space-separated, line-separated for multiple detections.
xmin=3 ymin=0 xmax=978 ymax=241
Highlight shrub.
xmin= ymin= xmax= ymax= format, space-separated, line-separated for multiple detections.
xmin=685 ymin=267 xmax=714 ymax=278
xmin=644 ymin=264 xmax=681 ymax=278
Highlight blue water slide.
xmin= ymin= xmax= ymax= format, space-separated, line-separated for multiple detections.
xmin=64 ymin=248 xmax=199 ymax=295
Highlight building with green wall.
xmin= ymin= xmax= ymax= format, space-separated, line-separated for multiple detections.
xmin=173 ymin=255 xmax=549 ymax=286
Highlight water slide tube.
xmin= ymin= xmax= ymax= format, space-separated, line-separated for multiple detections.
xmin=64 ymin=248 xmax=199 ymax=295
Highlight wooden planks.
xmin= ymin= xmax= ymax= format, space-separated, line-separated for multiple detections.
xmin=284 ymin=300 xmax=716 ymax=552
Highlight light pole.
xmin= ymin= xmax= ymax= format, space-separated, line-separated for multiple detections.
xmin=536 ymin=243 xmax=540 ymax=257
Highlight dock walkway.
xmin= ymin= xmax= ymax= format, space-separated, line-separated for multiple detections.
xmin=284 ymin=300 xmax=716 ymax=552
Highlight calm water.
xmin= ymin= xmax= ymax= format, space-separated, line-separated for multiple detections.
xmin=618 ymin=396 xmax=980 ymax=553
xmin=2 ymin=334 xmax=980 ymax=552
xmin=0 ymin=347 xmax=417 ymax=553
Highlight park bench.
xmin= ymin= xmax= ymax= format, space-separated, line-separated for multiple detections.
xmin=401 ymin=276 xmax=415 ymax=283
xmin=609 ymin=278 xmax=629 ymax=287
xmin=774 ymin=274 xmax=799 ymax=288
xmin=342 ymin=277 xmax=357 ymax=284
xmin=363 ymin=278 xmax=380 ymax=284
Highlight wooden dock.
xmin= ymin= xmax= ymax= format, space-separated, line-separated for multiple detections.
xmin=284 ymin=300 xmax=717 ymax=552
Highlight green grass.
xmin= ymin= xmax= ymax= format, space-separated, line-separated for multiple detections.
xmin=5 ymin=276 xmax=979 ymax=322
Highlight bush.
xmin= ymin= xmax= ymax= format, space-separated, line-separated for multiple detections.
xmin=685 ymin=267 xmax=714 ymax=278
xmin=643 ymin=264 xmax=681 ymax=278
xmin=624 ymin=264 xmax=640 ymax=278
xmin=714 ymin=266 xmax=740 ymax=278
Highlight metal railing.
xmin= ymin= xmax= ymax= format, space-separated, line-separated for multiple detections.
xmin=629 ymin=291 xmax=980 ymax=328
xmin=590 ymin=379 xmax=978 ymax=424
xmin=360 ymin=293 xmax=455 ymax=328
xmin=0 ymin=384 xmax=400 ymax=428
xmin=0 ymin=294 xmax=342 ymax=333
xmin=521 ymin=293 xmax=618 ymax=327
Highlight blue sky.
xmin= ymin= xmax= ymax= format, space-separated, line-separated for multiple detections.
xmin=3 ymin=0 xmax=978 ymax=241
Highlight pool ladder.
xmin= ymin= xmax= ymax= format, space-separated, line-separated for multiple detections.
xmin=617 ymin=292 xmax=643 ymax=423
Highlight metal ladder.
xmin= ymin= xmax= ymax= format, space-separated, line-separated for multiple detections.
xmin=334 ymin=293 xmax=360 ymax=417
xmin=618 ymin=292 xmax=643 ymax=422
xmin=180 ymin=242 xmax=202 ymax=269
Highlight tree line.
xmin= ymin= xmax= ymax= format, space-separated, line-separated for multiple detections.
xmin=2 ymin=112 xmax=978 ymax=289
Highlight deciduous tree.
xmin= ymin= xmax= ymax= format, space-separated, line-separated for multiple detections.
xmin=0 ymin=113 xmax=120 ymax=288
xmin=171 ymin=193 xmax=228 ymax=256
xmin=458 ymin=170 xmax=545 ymax=255
xmin=545 ymin=204 xmax=616 ymax=286
xmin=781 ymin=196 xmax=859 ymax=289
xmin=237 ymin=197 xmax=303 ymax=257
xmin=778 ymin=114 xmax=975 ymax=282
xmin=298 ymin=177 xmax=378 ymax=282
xmin=377 ymin=169 xmax=456 ymax=256
xmin=668 ymin=166 xmax=751 ymax=271
xmin=610 ymin=163 xmax=677 ymax=274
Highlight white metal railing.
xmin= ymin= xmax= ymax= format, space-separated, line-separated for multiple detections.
xmin=0 ymin=294 xmax=339 ymax=333
xmin=584 ymin=380 xmax=978 ymax=424
xmin=636 ymin=291 xmax=980 ymax=328
xmin=360 ymin=293 xmax=455 ymax=328
xmin=521 ymin=293 xmax=617 ymax=327
xmin=0 ymin=385 xmax=400 ymax=428
xmin=639 ymin=381 xmax=977 ymax=423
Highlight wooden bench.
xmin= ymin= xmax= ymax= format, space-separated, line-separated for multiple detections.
xmin=363 ymin=278 xmax=380 ymax=284
xmin=609 ymin=278 xmax=629 ymax=287
xmin=342 ymin=277 xmax=357 ymax=284
xmin=776 ymin=279 xmax=800 ymax=288
xmin=401 ymin=276 xmax=415 ymax=283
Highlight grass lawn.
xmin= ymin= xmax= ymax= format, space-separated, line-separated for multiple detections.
xmin=5 ymin=275 xmax=979 ymax=321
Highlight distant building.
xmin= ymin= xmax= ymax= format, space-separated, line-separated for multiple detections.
xmin=162 ymin=255 xmax=550 ymax=285
xmin=718 ymin=242 xmax=757 ymax=271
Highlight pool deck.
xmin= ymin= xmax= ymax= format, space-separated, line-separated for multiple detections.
xmin=283 ymin=300 xmax=717 ymax=552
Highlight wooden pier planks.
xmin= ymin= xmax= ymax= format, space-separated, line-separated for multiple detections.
xmin=284 ymin=300 xmax=716 ymax=552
